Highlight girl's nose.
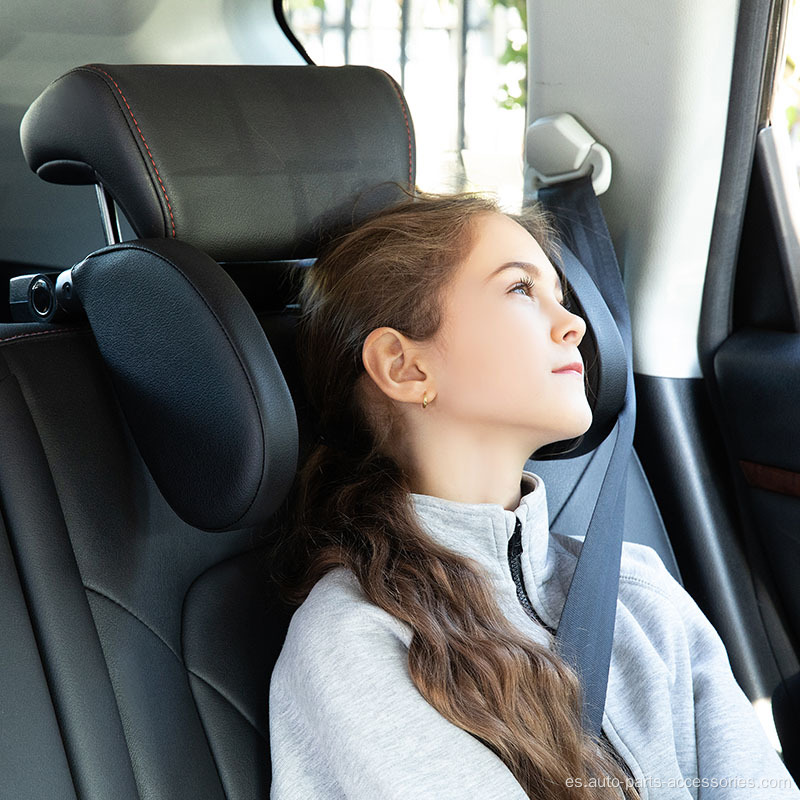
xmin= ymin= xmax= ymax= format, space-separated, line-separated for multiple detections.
xmin=553 ymin=304 xmax=586 ymax=345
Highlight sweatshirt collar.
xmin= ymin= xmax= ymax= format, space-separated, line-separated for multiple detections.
xmin=408 ymin=469 xmax=555 ymax=589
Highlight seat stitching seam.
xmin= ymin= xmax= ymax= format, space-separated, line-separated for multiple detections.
xmin=181 ymin=547 xmax=275 ymax=746
xmin=84 ymin=585 xmax=183 ymax=663
xmin=186 ymin=667 xmax=268 ymax=744
xmin=85 ymin=586 xmax=260 ymax=794
xmin=181 ymin=671 xmax=228 ymax=796
xmin=82 ymin=65 xmax=177 ymax=238
xmin=378 ymin=70 xmax=413 ymax=190
xmin=0 ymin=328 xmax=89 ymax=346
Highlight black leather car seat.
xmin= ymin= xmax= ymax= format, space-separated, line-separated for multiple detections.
xmin=2 ymin=62 xmax=680 ymax=799
xmin=6 ymin=64 xmax=415 ymax=800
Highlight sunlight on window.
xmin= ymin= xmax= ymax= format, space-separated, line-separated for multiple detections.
xmin=775 ymin=0 xmax=800 ymax=180
xmin=283 ymin=0 xmax=527 ymax=210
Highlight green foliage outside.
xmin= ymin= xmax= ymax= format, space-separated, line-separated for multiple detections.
xmin=287 ymin=0 xmax=326 ymax=10
xmin=490 ymin=0 xmax=526 ymax=110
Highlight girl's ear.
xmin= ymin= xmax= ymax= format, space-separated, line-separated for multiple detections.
xmin=362 ymin=327 xmax=429 ymax=405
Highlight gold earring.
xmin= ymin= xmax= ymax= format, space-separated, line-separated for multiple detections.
xmin=422 ymin=392 xmax=429 ymax=409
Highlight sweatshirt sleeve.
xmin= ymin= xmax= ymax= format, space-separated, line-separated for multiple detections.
xmin=640 ymin=548 xmax=800 ymax=799
xmin=268 ymin=570 xmax=529 ymax=800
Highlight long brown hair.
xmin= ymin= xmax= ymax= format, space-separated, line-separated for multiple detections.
xmin=271 ymin=191 xmax=639 ymax=800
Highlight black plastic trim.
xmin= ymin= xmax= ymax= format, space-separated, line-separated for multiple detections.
xmin=698 ymin=0 xmax=775 ymax=375
xmin=272 ymin=0 xmax=315 ymax=65
xmin=754 ymin=127 xmax=800 ymax=327
xmin=634 ymin=374 xmax=787 ymax=703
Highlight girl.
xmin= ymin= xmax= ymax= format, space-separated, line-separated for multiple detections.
xmin=268 ymin=192 xmax=799 ymax=799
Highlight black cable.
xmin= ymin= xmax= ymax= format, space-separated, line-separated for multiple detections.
xmin=272 ymin=0 xmax=315 ymax=65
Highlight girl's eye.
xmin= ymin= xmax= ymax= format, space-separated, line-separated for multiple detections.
xmin=510 ymin=275 xmax=572 ymax=310
xmin=511 ymin=275 xmax=535 ymax=296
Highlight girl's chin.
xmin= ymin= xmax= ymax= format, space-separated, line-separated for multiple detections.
xmin=577 ymin=409 xmax=594 ymax=435
xmin=557 ymin=415 xmax=594 ymax=444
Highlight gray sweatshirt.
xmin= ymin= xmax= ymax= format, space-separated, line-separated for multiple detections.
xmin=269 ymin=470 xmax=800 ymax=799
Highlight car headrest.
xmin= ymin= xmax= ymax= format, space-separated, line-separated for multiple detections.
xmin=69 ymin=237 xmax=298 ymax=532
xmin=20 ymin=64 xmax=415 ymax=261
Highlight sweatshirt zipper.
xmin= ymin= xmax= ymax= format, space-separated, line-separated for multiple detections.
xmin=507 ymin=516 xmax=556 ymax=635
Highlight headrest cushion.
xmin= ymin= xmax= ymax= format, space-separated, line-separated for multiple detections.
xmin=71 ymin=238 xmax=298 ymax=531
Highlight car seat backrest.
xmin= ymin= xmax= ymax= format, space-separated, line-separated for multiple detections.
xmin=5 ymin=64 xmax=416 ymax=800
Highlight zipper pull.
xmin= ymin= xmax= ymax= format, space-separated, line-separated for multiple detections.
xmin=508 ymin=515 xmax=556 ymax=634
xmin=508 ymin=516 xmax=523 ymax=558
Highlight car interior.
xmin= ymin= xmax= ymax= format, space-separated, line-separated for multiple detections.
xmin=2 ymin=0 xmax=800 ymax=798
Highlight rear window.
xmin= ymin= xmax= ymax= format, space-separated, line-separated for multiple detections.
xmin=282 ymin=0 xmax=527 ymax=208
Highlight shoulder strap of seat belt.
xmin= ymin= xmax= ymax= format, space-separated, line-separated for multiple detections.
xmin=536 ymin=174 xmax=637 ymax=736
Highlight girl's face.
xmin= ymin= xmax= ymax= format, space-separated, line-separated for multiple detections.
xmin=432 ymin=211 xmax=592 ymax=454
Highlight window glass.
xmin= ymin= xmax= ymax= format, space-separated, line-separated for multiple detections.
xmin=283 ymin=0 xmax=527 ymax=209
xmin=774 ymin=0 xmax=800 ymax=178
xmin=1 ymin=0 xmax=302 ymax=268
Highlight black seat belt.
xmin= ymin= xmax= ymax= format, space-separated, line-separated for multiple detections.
xmin=537 ymin=173 xmax=637 ymax=736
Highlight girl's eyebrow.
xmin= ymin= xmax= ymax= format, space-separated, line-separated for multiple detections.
xmin=487 ymin=260 xmax=565 ymax=300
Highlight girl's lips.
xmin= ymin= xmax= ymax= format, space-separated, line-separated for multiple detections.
xmin=553 ymin=362 xmax=583 ymax=376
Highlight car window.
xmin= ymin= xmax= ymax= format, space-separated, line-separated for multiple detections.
xmin=0 ymin=0 xmax=302 ymax=270
xmin=775 ymin=0 xmax=800 ymax=179
xmin=282 ymin=0 xmax=527 ymax=208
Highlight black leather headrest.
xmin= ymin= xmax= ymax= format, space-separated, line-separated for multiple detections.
xmin=69 ymin=237 xmax=298 ymax=532
xmin=20 ymin=64 xmax=415 ymax=261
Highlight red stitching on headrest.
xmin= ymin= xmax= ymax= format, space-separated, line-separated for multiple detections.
xmin=84 ymin=66 xmax=177 ymax=239
xmin=381 ymin=72 xmax=413 ymax=192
